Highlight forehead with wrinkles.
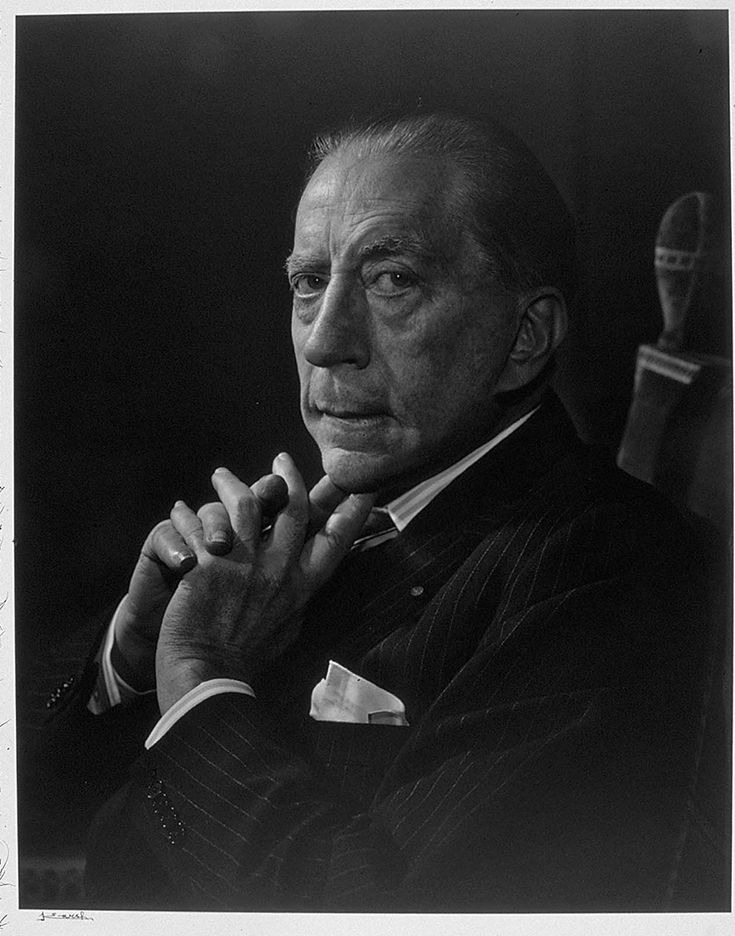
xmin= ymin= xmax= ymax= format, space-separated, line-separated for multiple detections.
xmin=292 ymin=150 xmax=467 ymax=268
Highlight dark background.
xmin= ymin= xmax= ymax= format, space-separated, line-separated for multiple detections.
xmin=15 ymin=10 xmax=729 ymax=652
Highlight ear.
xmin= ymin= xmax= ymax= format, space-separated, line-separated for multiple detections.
xmin=495 ymin=289 xmax=568 ymax=393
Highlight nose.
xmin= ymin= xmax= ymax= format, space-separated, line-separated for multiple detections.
xmin=300 ymin=275 xmax=370 ymax=370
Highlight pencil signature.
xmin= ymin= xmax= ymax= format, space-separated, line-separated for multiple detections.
xmin=0 ymin=841 xmax=13 ymax=887
xmin=0 ymin=914 xmax=8 ymax=929
xmin=38 ymin=910 xmax=94 ymax=921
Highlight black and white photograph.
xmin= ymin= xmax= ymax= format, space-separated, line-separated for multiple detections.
xmin=4 ymin=4 xmax=732 ymax=932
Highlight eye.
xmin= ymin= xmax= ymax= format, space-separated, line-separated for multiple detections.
xmin=291 ymin=274 xmax=328 ymax=297
xmin=368 ymin=270 xmax=417 ymax=297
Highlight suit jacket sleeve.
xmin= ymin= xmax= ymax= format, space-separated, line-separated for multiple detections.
xmin=84 ymin=491 xmax=728 ymax=912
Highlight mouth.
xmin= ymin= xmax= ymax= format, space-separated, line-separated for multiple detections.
xmin=322 ymin=407 xmax=383 ymax=418
xmin=315 ymin=405 xmax=391 ymax=427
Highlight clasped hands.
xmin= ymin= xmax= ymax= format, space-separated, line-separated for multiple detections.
xmin=112 ymin=452 xmax=375 ymax=714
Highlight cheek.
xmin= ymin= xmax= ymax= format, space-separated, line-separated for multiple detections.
xmin=291 ymin=331 xmax=310 ymax=391
xmin=386 ymin=320 xmax=488 ymax=393
xmin=291 ymin=317 xmax=302 ymax=357
xmin=375 ymin=306 xmax=458 ymax=385
xmin=390 ymin=335 xmax=508 ymax=434
xmin=383 ymin=357 xmax=460 ymax=438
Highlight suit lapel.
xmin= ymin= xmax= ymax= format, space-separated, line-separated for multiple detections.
xmin=309 ymin=397 xmax=581 ymax=657
xmin=258 ymin=395 xmax=582 ymax=717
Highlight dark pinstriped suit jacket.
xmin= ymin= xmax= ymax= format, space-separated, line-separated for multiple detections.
xmin=64 ymin=395 xmax=729 ymax=911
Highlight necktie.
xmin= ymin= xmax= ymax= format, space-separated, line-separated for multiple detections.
xmin=352 ymin=507 xmax=399 ymax=551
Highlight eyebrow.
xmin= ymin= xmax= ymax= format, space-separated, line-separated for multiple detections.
xmin=283 ymin=253 xmax=324 ymax=277
xmin=284 ymin=235 xmax=436 ymax=278
xmin=355 ymin=235 xmax=435 ymax=264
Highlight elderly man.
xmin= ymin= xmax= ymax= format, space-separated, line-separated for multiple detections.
xmin=43 ymin=113 xmax=727 ymax=911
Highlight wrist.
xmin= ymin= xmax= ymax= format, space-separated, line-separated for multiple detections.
xmin=110 ymin=635 xmax=156 ymax=692
xmin=155 ymin=659 xmax=241 ymax=715
xmin=112 ymin=599 xmax=157 ymax=691
xmin=156 ymin=645 xmax=262 ymax=715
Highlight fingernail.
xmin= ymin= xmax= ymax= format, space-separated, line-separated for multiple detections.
xmin=213 ymin=466 xmax=228 ymax=475
xmin=175 ymin=550 xmax=196 ymax=569
xmin=208 ymin=531 xmax=230 ymax=545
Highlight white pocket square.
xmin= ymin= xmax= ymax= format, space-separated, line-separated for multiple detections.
xmin=310 ymin=661 xmax=409 ymax=726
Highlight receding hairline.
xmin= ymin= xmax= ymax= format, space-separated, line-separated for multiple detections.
xmin=289 ymin=147 xmax=491 ymax=284
xmin=303 ymin=113 xmax=533 ymax=219
xmin=298 ymin=112 xmax=578 ymax=301
xmin=307 ymin=112 xmax=522 ymax=173
xmin=302 ymin=144 xmax=465 ymax=205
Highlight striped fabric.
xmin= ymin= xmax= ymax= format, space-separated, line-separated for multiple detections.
xmin=79 ymin=395 xmax=729 ymax=912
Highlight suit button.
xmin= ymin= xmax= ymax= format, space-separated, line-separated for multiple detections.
xmin=46 ymin=675 xmax=77 ymax=708
xmin=409 ymin=585 xmax=424 ymax=598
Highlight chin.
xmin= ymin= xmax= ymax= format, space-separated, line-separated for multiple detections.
xmin=321 ymin=447 xmax=397 ymax=494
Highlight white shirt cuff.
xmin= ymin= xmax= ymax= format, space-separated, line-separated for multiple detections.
xmin=87 ymin=598 xmax=156 ymax=714
xmin=145 ymin=679 xmax=255 ymax=749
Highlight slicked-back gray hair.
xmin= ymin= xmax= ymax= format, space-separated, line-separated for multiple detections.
xmin=306 ymin=112 xmax=577 ymax=304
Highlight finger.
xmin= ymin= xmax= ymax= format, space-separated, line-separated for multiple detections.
xmin=197 ymin=502 xmax=233 ymax=555
xmin=169 ymin=500 xmax=206 ymax=557
xmin=307 ymin=475 xmax=348 ymax=536
xmin=210 ymin=467 xmax=261 ymax=560
xmin=251 ymin=473 xmax=289 ymax=519
xmin=142 ymin=519 xmax=197 ymax=574
xmin=199 ymin=474 xmax=289 ymax=555
xmin=265 ymin=452 xmax=309 ymax=562
xmin=300 ymin=492 xmax=376 ymax=589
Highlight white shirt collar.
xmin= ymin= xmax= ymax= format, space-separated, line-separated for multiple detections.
xmin=381 ymin=406 xmax=541 ymax=532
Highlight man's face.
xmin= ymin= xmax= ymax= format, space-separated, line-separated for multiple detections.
xmin=288 ymin=150 xmax=521 ymax=493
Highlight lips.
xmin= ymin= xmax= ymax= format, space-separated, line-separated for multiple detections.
xmin=312 ymin=397 xmax=389 ymax=419
xmin=319 ymin=407 xmax=387 ymax=420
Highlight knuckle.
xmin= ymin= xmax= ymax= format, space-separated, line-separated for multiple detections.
xmin=257 ymin=568 xmax=282 ymax=593
xmin=324 ymin=527 xmax=351 ymax=556
xmin=231 ymin=533 xmax=257 ymax=559
xmin=197 ymin=501 xmax=224 ymax=520
xmin=145 ymin=520 xmax=174 ymax=552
